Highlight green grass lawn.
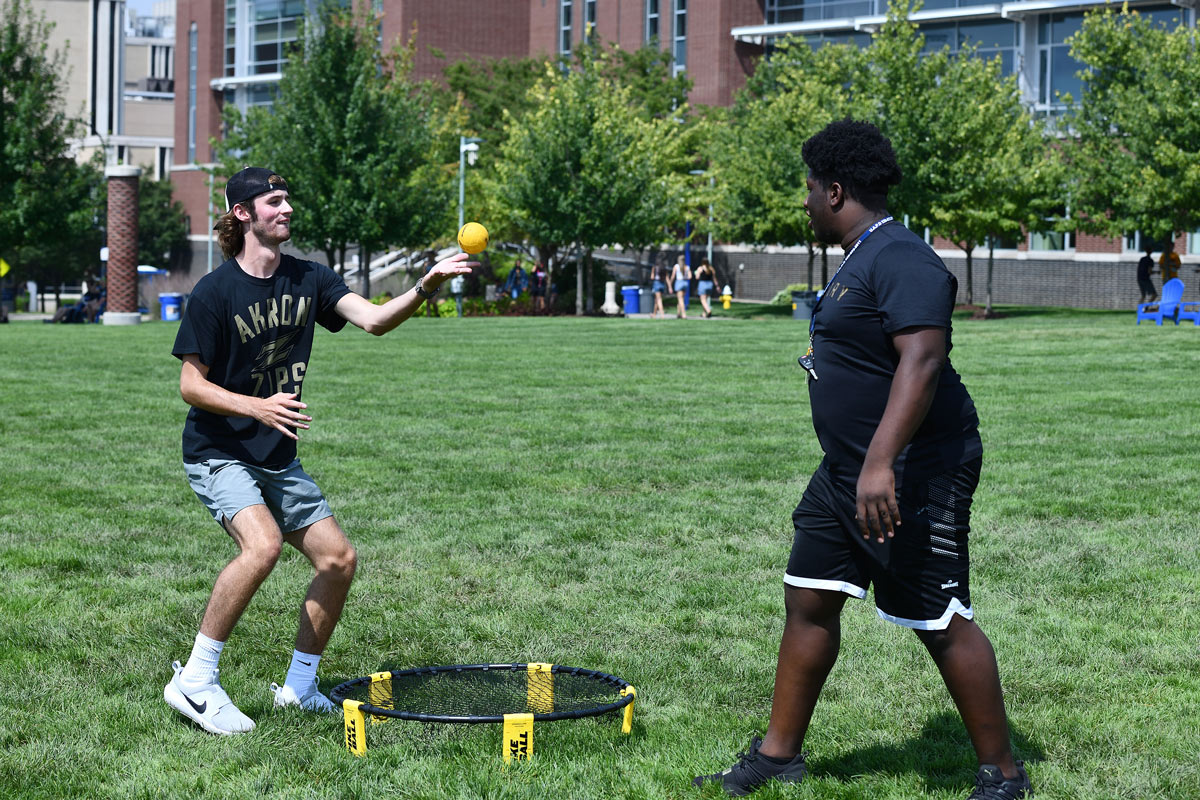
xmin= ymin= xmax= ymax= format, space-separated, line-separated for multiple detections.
xmin=1 ymin=309 xmax=1197 ymax=800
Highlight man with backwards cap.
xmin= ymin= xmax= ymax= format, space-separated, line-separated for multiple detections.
xmin=164 ymin=167 xmax=475 ymax=735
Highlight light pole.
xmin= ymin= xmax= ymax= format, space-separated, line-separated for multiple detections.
xmin=458 ymin=136 xmax=483 ymax=230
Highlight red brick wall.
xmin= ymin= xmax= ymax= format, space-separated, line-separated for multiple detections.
xmin=106 ymin=169 xmax=141 ymax=314
xmin=173 ymin=0 xmax=225 ymax=236
xmin=528 ymin=0 xmax=562 ymax=58
xmin=386 ymin=0 xmax=532 ymax=83
xmin=1075 ymin=232 xmax=1121 ymax=254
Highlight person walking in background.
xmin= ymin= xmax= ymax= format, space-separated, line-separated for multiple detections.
xmin=693 ymin=121 xmax=1030 ymax=800
xmin=1159 ymin=239 xmax=1180 ymax=287
xmin=165 ymin=167 xmax=474 ymax=736
xmin=530 ymin=261 xmax=548 ymax=314
xmin=650 ymin=260 xmax=667 ymax=318
xmin=1137 ymin=246 xmax=1157 ymax=304
xmin=695 ymin=257 xmax=719 ymax=318
xmin=502 ymin=258 xmax=529 ymax=300
xmin=670 ymin=254 xmax=691 ymax=319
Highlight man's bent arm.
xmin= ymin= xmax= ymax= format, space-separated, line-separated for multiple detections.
xmin=856 ymin=326 xmax=947 ymax=541
xmin=179 ymin=355 xmax=311 ymax=440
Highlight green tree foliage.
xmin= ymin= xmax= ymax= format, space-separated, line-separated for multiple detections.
xmin=0 ymin=0 xmax=102 ymax=286
xmin=914 ymin=45 xmax=1050 ymax=307
xmin=1066 ymin=5 xmax=1199 ymax=242
xmin=495 ymin=52 xmax=688 ymax=314
xmin=707 ymin=40 xmax=858 ymax=286
xmin=216 ymin=3 xmax=456 ymax=294
xmin=137 ymin=177 xmax=190 ymax=269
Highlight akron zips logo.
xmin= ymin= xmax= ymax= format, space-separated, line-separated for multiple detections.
xmin=250 ymin=328 xmax=306 ymax=396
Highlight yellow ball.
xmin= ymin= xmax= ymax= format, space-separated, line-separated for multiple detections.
xmin=457 ymin=222 xmax=489 ymax=255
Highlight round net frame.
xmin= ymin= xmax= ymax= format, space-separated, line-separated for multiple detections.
xmin=331 ymin=662 xmax=634 ymax=724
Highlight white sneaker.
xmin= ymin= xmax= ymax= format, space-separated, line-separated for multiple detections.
xmin=271 ymin=679 xmax=336 ymax=713
xmin=164 ymin=660 xmax=256 ymax=735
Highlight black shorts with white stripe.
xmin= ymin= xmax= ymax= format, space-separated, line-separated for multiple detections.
xmin=785 ymin=456 xmax=982 ymax=630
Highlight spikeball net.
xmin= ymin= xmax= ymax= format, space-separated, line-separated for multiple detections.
xmin=331 ymin=662 xmax=636 ymax=760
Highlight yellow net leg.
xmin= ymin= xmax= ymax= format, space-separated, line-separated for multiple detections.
xmin=367 ymin=672 xmax=394 ymax=724
xmin=343 ymin=699 xmax=367 ymax=756
xmin=503 ymin=713 xmax=534 ymax=763
xmin=527 ymin=663 xmax=554 ymax=714
xmin=620 ymin=686 xmax=636 ymax=735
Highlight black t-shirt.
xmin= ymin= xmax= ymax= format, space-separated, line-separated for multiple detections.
xmin=172 ymin=255 xmax=351 ymax=467
xmin=808 ymin=223 xmax=981 ymax=485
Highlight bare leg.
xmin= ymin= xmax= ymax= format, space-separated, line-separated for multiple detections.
xmin=676 ymin=291 xmax=688 ymax=318
xmin=283 ymin=515 xmax=357 ymax=655
xmin=759 ymin=587 xmax=847 ymax=759
xmin=198 ymin=504 xmax=283 ymax=642
xmin=915 ymin=615 xmax=1020 ymax=778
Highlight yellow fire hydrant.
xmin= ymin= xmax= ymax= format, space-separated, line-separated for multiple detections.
xmin=721 ymin=284 xmax=732 ymax=310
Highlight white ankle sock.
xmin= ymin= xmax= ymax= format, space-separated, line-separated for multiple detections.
xmin=180 ymin=632 xmax=224 ymax=686
xmin=284 ymin=650 xmax=320 ymax=694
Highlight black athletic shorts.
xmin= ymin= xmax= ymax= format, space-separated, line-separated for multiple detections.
xmin=785 ymin=456 xmax=982 ymax=630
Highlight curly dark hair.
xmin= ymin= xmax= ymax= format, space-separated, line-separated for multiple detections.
xmin=801 ymin=119 xmax=902 ymax=211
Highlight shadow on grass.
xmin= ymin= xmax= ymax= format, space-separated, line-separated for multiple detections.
xmin=812 ymin=711 xmax=1044 ymax=793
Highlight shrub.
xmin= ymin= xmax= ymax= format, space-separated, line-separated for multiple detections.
xmin=770 ymin=283 xmax=812 ymax=306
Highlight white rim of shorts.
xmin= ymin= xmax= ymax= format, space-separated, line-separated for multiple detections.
xmin=876 ymin=597 xmax=974 ymax=631
xmin=783 ymin=574 xmax=868 ymax=599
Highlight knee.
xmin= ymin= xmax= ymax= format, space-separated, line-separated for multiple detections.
xmin=320 ymin=544 xmax=357 ymax=583
xmin=244 ymin=540 xmax=283 ymax=574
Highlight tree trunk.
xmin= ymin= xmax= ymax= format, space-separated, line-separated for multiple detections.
xmin=806 ymin=243 xmax=815 ymax=291
xmin=964 ymin=248 xmax=974 ymax=306
xmin=585 ymin=249 xmax=594 ymax=313
xmin=359 ymin=245 xmax=370 ymax=298
xmin=985 ymin=239 xmax=995 ymax=317
xmin=575 ymin=248 xmax=584 ymax=316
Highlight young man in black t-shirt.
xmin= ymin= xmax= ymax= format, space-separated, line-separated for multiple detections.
xmin=164 ymin=167 xmax=475 ymax=735
xmin=694 ymin=122 xmax=1031 ymax=799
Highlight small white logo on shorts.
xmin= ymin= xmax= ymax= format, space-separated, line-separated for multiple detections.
xmin=941 ymin=580 xmax=959 ymax=590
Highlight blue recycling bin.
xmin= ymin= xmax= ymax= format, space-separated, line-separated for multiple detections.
xmin=159 ymin=293 xmax=183 ymax=321
xmin=621 ymin=286 xmax=640 ymax=315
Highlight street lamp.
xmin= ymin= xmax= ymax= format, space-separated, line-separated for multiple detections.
xmin=458 ymin=136 xmax=483 ymax=230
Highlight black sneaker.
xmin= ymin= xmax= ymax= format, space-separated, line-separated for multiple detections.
xmin=692 ymin=736 xmax=807 ymax=796
xmin=968 ymin=762 xmax=1033 ymax=800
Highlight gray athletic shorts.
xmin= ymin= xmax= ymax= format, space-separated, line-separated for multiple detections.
xmin=184 ymin=457 xmax=333 ymax=534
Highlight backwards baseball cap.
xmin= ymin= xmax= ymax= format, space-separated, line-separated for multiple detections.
xmin=223 ymin=167 xmax=289 ymax=211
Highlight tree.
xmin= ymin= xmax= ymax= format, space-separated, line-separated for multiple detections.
xmin=707 ymin=39 xmax=858 ymax=288
xmin=0 ymin=0 xmax=102 ymax=287
xmin=1065 ymin=5 xmax=1199 ymax=243
xmin=137 ymin=177 xmax=190 ymax=269
xmin=495 ymin=53 xmax=688 ymax=314
xmin=216 ymin=4 xmax=456 ymax=295
xmin=915 ymin=45 xmax=1050 ymax=309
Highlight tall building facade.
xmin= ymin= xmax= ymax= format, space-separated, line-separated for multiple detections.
xmin=36 ymin=0 xmax=175 ymax=177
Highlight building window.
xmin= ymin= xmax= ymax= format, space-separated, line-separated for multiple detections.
xmin=584 ymin=0 xmax=596 ymax=43
xmin=921 ymin=19 xmax=1018 ymax=75
xmin=767 ymin=0 xmax=874 ymax=24
xmin=188 ymin=23 xmax=197 ymax=163
xmin=1036 ymin=12 xmax=1086 ymax=108
xmin=672 ymin=0 xmax=686 ymax=75
xmin=646 ymin=0 xmax=659 ymax=41
xmin=560 ymin=0 xmax=573 ymax=57
xmin=1187 ymin=230 xmax=1199 ymax=257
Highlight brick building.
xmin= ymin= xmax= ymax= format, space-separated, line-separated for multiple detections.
xmin=169 ymin=0 xmax=1197 ymax=307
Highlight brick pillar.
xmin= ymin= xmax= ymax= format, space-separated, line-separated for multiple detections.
xmin=103 ymin=165 xmax=143 ymax=326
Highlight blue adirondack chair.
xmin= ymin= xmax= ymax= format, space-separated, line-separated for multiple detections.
xmin=1137 ymin=278 xmax=1184 ymax=325
xmin=1176 ymin=299 xmax=1200 ymax=326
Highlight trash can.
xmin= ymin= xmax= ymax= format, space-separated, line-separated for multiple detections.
xmin=639 ymin=288 xmax=654 ymax=314
xmin=791 ymin=290 xmax=818 ymax=321
xmin=621 ymin=285 xmax=640 ymax=315
xmin=159 ymin=292 xmax=183 ymax=321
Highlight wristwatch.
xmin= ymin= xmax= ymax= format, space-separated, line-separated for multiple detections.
xmin=415 ymin=277 xmax=440 ymax=300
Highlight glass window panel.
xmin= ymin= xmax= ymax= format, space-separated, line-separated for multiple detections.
xmin=283 ymin=0 xmax=306 ymax=15
xmin=674 ymin=38 xmax=686 ymax=65
xmin=922 ymin=23 xmax=955 ymax=53
xmin=648 ymin=18 xmax=658 ymax=38
xmin=675 ymin=11 xmax=685 ymax=36
xmin=648 ymin=0 xmax=658 ymax=13
xmin=1037 ymin=17 xmax=1049 ymax=45
xmin=1050 ymin=47 xmax=1082 ymax=103
xmin=256 ymin=22 xmax=279 ymax=42
xmin=281 ymin=19 xmax=297 ymax=38
xmin=1142 ymin=6 xmax=1184 ymax=29
xmin=255 ymin=42 xmax=279 ymax=63
xmin=1049 ymin=12 xmax=1085 ymax=44
xmin=922 ymin=0 xmax=957 ymax=11
xmin=255 ymin=0 xmax=282 ymax=22
xmin=958 ymin=20 xmax=1016 ymax=49
xmin=1038 ymin=49 xmax=1048 ymax=103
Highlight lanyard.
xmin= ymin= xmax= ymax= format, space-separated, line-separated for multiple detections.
xmin=808 ymin=216 xmax=894 ymax=337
